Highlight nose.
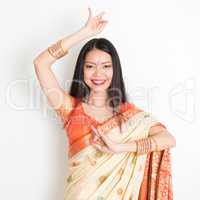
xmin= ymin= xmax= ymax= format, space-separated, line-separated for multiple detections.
xmin=94 ymin=65 xmax=103 ymax=76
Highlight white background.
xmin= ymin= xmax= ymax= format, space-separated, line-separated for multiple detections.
xmin=0 ymin=0 xmax=199 ymax=199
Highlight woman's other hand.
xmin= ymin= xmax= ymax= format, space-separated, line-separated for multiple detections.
xmin=90 ymin=125 xmax=124 ymax=154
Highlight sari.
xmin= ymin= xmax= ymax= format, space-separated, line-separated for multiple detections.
xmin=55 ymin=95 xmax=173 ymax=200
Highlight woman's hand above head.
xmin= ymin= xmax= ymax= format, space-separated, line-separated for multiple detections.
xmin=81 ymin=7 xmax=108 ymax=38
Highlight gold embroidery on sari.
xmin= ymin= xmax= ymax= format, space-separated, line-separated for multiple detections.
xmin=98 ymin=175 xmax=108 ymax=184
xmin=118 ymin=167 xmax=124 ymax=176
xmin=94 ymin=150 xmax=104 ymax=159
xmin=117 ymin=187 xmax=123 ymax=195
xmin=66 ymin=174 xmax=73 ymax=183
xmin=87 ymin=155 xmax=97 ymax=166
xmin=71 ymin=161 xmax=80 ymax=167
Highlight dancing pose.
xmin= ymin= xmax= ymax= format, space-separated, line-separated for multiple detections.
xmin=34 ymin=8 xmax=176 ymax=200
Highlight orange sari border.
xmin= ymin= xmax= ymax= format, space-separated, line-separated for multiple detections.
xmin=138 ymin=148 xmax=173 ymax=200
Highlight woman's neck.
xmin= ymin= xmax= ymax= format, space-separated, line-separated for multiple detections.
xmin=86 ymin=90 xmax=109 ymax=108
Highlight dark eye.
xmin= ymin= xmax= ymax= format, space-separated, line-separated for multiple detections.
xmin=85 ymin=65 xmax=93 ymax=68
xmin=104 ymin=65 xmax=112 ymax=68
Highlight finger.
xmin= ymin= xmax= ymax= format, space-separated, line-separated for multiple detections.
xmin=91 ymin=133 xmax=101 ymax=142
xmin=100 ymin=132 xmax=108 ymax=140
xmin=95 ymin=126 xmax=104 ymax=136
xmin=93 ymin=135 xmax=98 ymax=142
xmin=96 ymin=11 xmax=106 ymax=18
xmin=98 ymin=128 xmax=112 ymax=142
xmin=91 ymin=142 xmax=102 ymax=151
xmin=96 ymin=128 xmax=107 ymax=140
xmin=96 ymin=15 xmax=103 ymax=22
xmin=91 ymin=126 xmax=108 ymax=146
xmin=99 ymin=20 xmax=108 ymax=24
xmin=98 ymin=23 xmax=105 ymax=32
xmin=93 ymin=135 xmax=101 ymax=143
xmin=91 ymin=125 xmax=101 ymax=138
xmin=92 ymin=139 xmax=106 ymax=150
xmin=91 ymin=125 xmax=97 ymax=136
xmin=87 ymin=7 xmax=92 ymax=21
xmin=95 ymin=128 xmax=109 ymax=145
xmin=91 ymin=137 xmax=103 ymax=145
xmin=92 ymin=143 xmax=112 ymax=154
xmin=100 ymin=133 xmax=115 ymax=149
xmin=101 ymin=145 xmax=114 ymax=154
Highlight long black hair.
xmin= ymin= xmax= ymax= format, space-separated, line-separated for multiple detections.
xmin=66 ymin=38 xmax=129 ymax=132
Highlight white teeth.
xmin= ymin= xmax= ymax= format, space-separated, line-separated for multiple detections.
xmin=93 ymin=81 xmax=104 ymax=83
xmin=92 ymin=80 xmax=105 ymax=85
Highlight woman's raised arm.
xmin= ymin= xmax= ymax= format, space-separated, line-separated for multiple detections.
xmin=33 ymin=28 xmax=90 ymax=111
xmin=33 ymin=8 xmax=108 ymax=117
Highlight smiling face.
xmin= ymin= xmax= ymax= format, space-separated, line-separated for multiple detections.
xmin=83 ymin=49 xmax=113 ymax=93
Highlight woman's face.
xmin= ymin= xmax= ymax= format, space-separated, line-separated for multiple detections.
xmin=83 ymin=49 xmax=113 ymax=92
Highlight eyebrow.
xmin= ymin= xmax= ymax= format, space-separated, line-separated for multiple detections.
xmin=85 ymin=61 xmax=112 ymax=64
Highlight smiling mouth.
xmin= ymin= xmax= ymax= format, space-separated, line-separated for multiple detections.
xmin=91 ymin=79 xmax=106 ymax=85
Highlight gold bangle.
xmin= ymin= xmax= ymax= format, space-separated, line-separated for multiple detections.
xmin=47 ymin=39 xmax=68 ymax=59
xmin=136 ymin=138 xmax=153 ymax=155
xmin=136 ymin=139 xmax=144 ymax=155
xmin=144 ymin=138 xmax=149 ymax=154
xmin=136 ymin=139 xmax=141 ymax=155
xmin=150 ymin=136 xmax=158 ymax=151
xmin=144 ymin=138 xmax=148 ymax=153
xmin=144 ymin=138 xmax=148 ymax=154
xmin=142 ymin=139 xmax=146 ymax=153
xmin=149 ymin=137 xmax=152 ymax=152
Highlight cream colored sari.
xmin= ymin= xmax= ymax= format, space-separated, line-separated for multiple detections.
xmin=63 ymin=109 xmax=173 ymax=200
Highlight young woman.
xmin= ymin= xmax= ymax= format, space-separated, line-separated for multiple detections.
xmin=34 ymin=8 xmax=176 ymax=200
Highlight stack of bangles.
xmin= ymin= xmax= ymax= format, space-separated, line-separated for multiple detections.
xmin=135 ymin=136 xmax=158 ymax=155
xmin=47 ymin=39 xmax=68 ymax=59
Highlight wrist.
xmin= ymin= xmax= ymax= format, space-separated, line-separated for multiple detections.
xmin=118 ymin=142 xmax=137 ymax=153
xmin=60 ymin=28 xmax=90 ymax=51
xmin=78 ymin=27 xmax=92 ymax=39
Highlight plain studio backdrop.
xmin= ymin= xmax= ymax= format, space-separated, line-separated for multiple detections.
xmin=0 ymin=0 xmax=199 ymax=199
